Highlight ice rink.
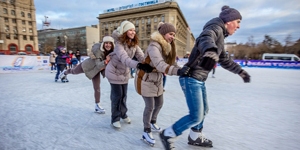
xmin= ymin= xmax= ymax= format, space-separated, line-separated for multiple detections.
xmin=0 ymin=67 xmax=299 ymax=150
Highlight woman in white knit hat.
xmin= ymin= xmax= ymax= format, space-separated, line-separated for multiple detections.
xmin=59 ymin=36 xmax=114 ymax=113
xmin=105 ymin=20 xmax=153 ymax=128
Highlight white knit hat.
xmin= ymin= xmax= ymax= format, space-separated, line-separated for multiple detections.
xmin=117 ymin=21 xmax=135 ymax=35
xmin=100 ymin=36 xmax=115 ymax=51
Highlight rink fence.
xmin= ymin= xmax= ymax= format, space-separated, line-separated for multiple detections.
xmin=0 ymin=56 xmax=299 ymax=73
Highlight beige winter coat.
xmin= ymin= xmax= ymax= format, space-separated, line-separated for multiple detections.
xmin=81 ymin=43 xmax=106 ymax=79
xmin=105 ymin=30 xmax=145 ymax=84
xmin=49 ymin=51 xmax=56 ymax=63
xmin=135 ymin=31 xmax=180 ymax=97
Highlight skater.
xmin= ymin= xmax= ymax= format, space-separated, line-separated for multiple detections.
xmin=160 ymin=5 xmax=251 ymax=150
xmin=54 ymin=47 xmax=69 ymax=82
xmin=59 ymin=36 xmax=114 ymax=113
xmin=75 ymin=49 xmax=81 ymax=63
xmin=105 ymin=20 xmax=153 ymax=128
xmin=211 ymin=64 xmax=217 ymax=78
xmin=49 ymin=50 xmax=57 ymax=73
xmin=134 ymin=22 xmax=188 ymax=146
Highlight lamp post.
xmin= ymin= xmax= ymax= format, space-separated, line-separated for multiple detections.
xmin=64 ymin=35 xmax=68 ymax=49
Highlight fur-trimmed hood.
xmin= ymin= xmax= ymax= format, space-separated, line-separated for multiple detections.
xmin=150 ymin=31 xmax=176 ymax=65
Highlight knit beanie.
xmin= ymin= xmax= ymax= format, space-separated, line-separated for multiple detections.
xmin=219 ymin=5 xmax=242 ymax=23
xmin=117 ymin=21 xmax=135 ymax=35
xmin=158 ymin=22 xmax=176 ymax=35
xmin=101 ymin=36 xmax=115 ymax=51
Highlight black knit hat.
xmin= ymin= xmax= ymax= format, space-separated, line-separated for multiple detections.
xmin=219 ymin=5 xmax=242 ymax=23
xmin=158 ymin=22 xmax=176 ymax=35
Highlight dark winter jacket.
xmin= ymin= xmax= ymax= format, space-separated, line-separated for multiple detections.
xmin=54 ymin=48 xmax=69 ymax=65
xmin=185 ymin=17 xmax=243 ymax=81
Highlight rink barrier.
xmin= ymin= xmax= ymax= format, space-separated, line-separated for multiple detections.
xmin=0 ymin=55 xmax=89 ymax=73
xmin=0 ymin=56 xmax=299 ymax=73
xmin=177 ymin=58 xmax=300 ymax=69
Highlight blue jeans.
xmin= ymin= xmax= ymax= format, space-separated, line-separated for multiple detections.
xmin=172 ymin=77 xmax=209 ymax=136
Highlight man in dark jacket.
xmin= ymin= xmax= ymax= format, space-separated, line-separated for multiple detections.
xmin=54 ymin=47 xmax=69 ymax=82
xmin=160 ymin=5 xmax=251 ymax=150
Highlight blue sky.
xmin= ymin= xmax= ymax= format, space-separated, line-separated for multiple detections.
xmin=34 ymin=0 xmax=300 ymax=44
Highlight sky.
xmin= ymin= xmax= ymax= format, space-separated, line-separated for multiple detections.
xmin=34 ymin=0 xmax=300 ymax=44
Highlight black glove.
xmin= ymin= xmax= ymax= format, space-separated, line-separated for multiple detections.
xmin=177 ymin=66 xmax=190 ymax=76
xmin=199 ymin=51 xmax=219 ymax=70
xmin=239 ymin=70 xmax=251 ymax=83
xmin=137 ymin=63 xmax=153 ymax=73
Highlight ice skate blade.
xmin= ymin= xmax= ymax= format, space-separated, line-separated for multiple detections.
xmin=141 ymin=139 xmax=154 ymax=147
xmin=94 ymin=111 xmax=105 ymax=114
xmin=188 ymin=142 xmax=213 ymax=147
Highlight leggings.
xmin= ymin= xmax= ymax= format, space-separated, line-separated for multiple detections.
xmin=65 ymin=63 xmax=101 ymax=103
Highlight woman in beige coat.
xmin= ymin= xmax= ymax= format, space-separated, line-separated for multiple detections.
xmin=59 ymin=36 xmax=114 ymax=113
xmin=134 ymin=22 xmax=183 ymax=146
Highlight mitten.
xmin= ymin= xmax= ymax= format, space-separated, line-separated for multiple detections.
xmin=239 ymin=70 xmax=251 ymax=83
xmin=199 ymin=51 xmax=218 ymax=70
xmin=137 ymin=63 xmax=153 ymax=73
xmin=177 ymin=66 xmax=190 ymax=76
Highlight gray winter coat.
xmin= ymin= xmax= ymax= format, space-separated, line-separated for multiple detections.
xmin=135 ymin=31 xmax=180 ymax=97
xmin=105 ymin=30 xmax=145 ymax=84
xmin=81 ymin=43 xmax=106 ymax=79
xmin=186 ymin=17 xmax=243 ymax=81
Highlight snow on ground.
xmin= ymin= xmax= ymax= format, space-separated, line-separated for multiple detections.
xmin=0 ymin=67 xmax=299 ymax=150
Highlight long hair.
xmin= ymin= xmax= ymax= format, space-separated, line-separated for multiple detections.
xmin=165 ymin=40 xmax=176 ymax=65
xmin=103 ymin=42 xmax=114 ymax=58
xmin=118 ymin=32 xmax=139 ymax=48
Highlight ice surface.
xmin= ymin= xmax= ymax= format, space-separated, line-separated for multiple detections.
xmin=0 ymin=67 xmax=299 ymax=150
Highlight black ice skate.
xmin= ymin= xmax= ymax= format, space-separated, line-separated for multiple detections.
xmin=187 ymin=129 xmax=213 ymax=147
xmin=159 ymin=130 xmax=176 ymax=150
xmin=142 ymin=129 xmax=155 ymax=147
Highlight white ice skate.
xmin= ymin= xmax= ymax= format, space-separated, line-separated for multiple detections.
xmin=142 ymin=132 xmax=155 ymax=147
xmin=151 ymin=123 xmax=162 ymax=132
xmin=95 ymin=104 xmax=105 ymax=114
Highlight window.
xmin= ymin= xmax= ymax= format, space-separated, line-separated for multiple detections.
xmin=161 ymin=15 xmax=165 ymax=22
xmin=29 ymin=28 xmax=32 ymax=33
xmin=28 ymin=21 xmax=32 ymax=26
xmin=21 ymin=11 xmax=25 ymax=17
xmin=23 ymin=35 xmax=27 ymax=40
xmin=142 ymin=18 xmax=144 ymax=24
xmin=11 ymin=10 xmax=15 ymax=15
xmin=22 ymin=20 xmax=25 ymax=25
xmin=5 ymin=25 xmax=9 ymax=32
xmin=26 ymin=46 xmax=32 ymax=51
xmin=136 ymin=19 xmax=139 ymax=25
xmin=13 ymin=26 xmax=17 ymax=33
xmin=12 ymin=19 xmax=16 ymax=23
xmin=10 ymin=45 xmax=17 ymax=51
xmin=5 ymin=18 xmax=9 ymax=22
xmin=29 ymin=36 xmax=33 ymax=41
xmin=13 ymin=33 xmax=18 ymax=39
xmin=147 ymin=18 xmax=151 ymax=24
xmin=27 ymin=13 xmax=31 ymax=18
xmin=115 ymin=22 xmax=118 ymax=27
xmin=154 ymin=17 xmax=157 ymax=22
xmin=22 ymin=27 xmax=26 ymax=32
xmin=6 ymin=33 xmax=10 ymax=39
xmin=3 ymin=8 xmax=8 ymax=14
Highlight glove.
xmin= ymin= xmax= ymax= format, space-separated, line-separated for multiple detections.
xmin=239 ymin=70 xmax=251 ymax=83
xmin=199 ymin=51 xmax=219 ymax=70
xmin=137 ymin=63 xmax=153 ymax=73
xmin=177 ymin=66 xmax=190 ymax=76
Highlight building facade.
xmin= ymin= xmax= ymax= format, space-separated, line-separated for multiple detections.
xmin=37 ymin=25 xmax=99 ymax=55
xmin=0 ymin=0 xmax=38 ymax=55
xmin=98 ymin=0 xmax=195 ymax=57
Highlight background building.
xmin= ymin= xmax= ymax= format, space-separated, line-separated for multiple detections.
xmin=37 ymin=25 xmax=99 ymax=55
xmin=98 ymin=0 xmax=195 ymax=57
xmin=0 ymin=0 xmax=38 ymax=55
